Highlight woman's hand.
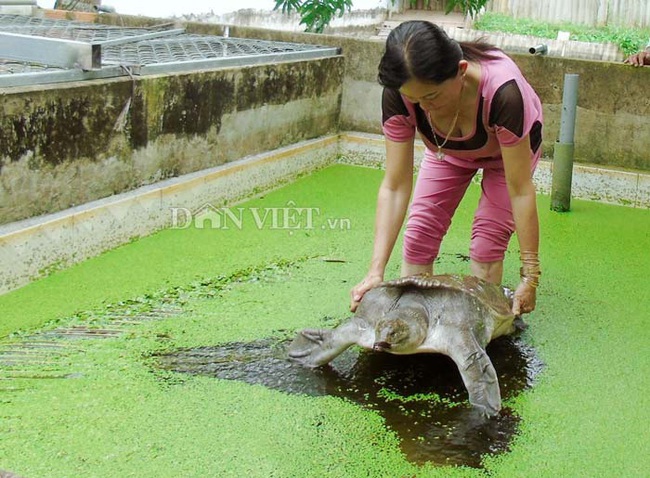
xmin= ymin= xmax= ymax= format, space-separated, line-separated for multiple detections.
xmin=350 ymin=273 xmax=384 ymax=312
xmin=624 ymin=49 xmax=650 ymax=67
xmin=512 ymin=280 xmax=537 ymax=316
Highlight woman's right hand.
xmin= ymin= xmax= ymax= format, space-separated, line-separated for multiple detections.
xmin=350 ymin=273 xmax=384 ymax=312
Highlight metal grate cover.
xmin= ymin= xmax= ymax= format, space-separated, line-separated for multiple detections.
xmin=103 ymin=35 xmax=334 ymax=66
xmin=0 ymin=13 xmax=176 ymax=43
xmin=0 ymin=14 xmax=339 ymax=86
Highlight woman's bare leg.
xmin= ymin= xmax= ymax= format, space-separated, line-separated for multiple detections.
xmin=470 ymin=259 xmax=503 ymax=284
xmin=401 ymin=260 xmax=433 ymax=277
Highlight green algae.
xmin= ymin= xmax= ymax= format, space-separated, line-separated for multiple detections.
xmin=0 ymin=164 xmax=649 ymax=477
xmin=376 ymin=388 xmax=462 ymax=408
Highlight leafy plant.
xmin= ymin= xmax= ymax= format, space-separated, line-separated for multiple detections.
xmin=445 ymin=0 xmax=488 ymax=17
xmin=274 ymin=0 xmax=490 ymax=33
xmin=408 ymin=0 xmax=430 ymax=9
xmin=274 ymin=0 xmax=353 ymax=33
xmin=474 ymin=12 xmax=650 ymax=56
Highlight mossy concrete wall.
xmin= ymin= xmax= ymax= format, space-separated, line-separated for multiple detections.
xmin=0 ymin=56 xmax=343 ymax=224
xmin=182 ymin=21 xmax=384 ymax=135
xmin=174 ymin=20 xmax=650 ymax=171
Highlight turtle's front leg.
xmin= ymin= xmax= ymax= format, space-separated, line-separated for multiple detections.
xmin=288 ymin=320 xmax=361 ymax=368
xmin=447 ymin=332 xmax=502 ymax=418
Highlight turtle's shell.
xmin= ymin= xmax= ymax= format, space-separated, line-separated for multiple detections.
xmin=378 ymin=274 xmax=514 ymax=319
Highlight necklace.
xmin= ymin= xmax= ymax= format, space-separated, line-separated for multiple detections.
xmin=426 ymin=74 xmax=465 ymax=161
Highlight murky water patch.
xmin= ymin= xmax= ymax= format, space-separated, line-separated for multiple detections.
xmin=155 ymin=334 xmax=543 ymax=467
xmin=0 ymin=260 xmax=305 ymax=390
xmin=0 ymin=309 xmax=181 ymax=384
xmin=0 ymin=470 xmax=24 ymax=478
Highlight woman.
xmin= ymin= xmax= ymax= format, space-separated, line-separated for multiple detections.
xmin=350 ymin=21 xmax=542 ymax=316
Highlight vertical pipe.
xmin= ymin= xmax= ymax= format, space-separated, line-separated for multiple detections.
xmin=558 ymin=74 xmax=579 ymax=144
xmin=551 ymin=73 xmax=579 ymax=212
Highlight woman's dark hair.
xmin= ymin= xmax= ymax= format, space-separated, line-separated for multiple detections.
xmin=378 ymin=21 xmax=501 ymax=89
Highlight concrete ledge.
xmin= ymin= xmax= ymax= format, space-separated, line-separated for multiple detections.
xmin=0 ymin=135 xmax=339 ymax=295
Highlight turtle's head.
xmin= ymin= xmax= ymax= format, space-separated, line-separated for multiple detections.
xmin=373 ymin=306 xmax=428 ymax=353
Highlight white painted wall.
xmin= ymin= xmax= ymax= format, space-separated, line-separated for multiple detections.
xmin=37 ymin=0 xmax=390 ymax=17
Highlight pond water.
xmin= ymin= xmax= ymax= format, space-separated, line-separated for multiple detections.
xmin=156 ymin=334 xmax=543 ymax=467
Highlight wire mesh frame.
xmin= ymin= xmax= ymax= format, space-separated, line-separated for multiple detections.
xmin=0 ymin=13 xmax=180 ymax=43
xmin=102 ymin=35 xmax=337 ymax=66
xmin=0 ymin=14 xmax=340 ymax=86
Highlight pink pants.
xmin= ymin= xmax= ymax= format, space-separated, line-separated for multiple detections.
xmin=403 ymin=150 xmax=540 ymax=264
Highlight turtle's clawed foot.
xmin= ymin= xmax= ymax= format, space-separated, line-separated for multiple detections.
xmin=299 ymin=329 xmax=328 ymax=346
xmin=288 ymin=328 xmax=337 ymax=367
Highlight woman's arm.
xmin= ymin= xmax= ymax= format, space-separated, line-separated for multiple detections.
xmin=350 ymin=138 xmax=415 ymax=311
xmin=501 ymin=135 xmax=541 ymax=315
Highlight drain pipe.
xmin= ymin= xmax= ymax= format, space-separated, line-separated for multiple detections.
xmin=529 ymin=44 xmax=548 ymax=55
xmin=551 ymin=73 xmax=579 ymax=212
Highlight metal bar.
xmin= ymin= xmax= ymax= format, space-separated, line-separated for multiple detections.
xmin=135 ymin=47 xmax=341 ymax=75
xmin=0 ymin=6 xmax=34 ymax=13
xmin=0 ymin=64 xmax=128 ymax=87
xmin=98 ymin=28 xmax=186 ymax=47
xmin=0 ymin=32 xmax=101 ymax=70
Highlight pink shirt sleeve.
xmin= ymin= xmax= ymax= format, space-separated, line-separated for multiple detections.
xmin=381 ymin=88 xmax=417 ymax=143
xmin=383 ymin=115 xmax=416 ymax=142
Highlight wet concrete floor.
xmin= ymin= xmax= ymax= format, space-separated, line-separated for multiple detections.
xmin=155 ymin=334 xmax=542 ymax=468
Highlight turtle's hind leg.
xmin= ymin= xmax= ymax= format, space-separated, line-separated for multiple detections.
xmin=288 ymin=320 xmax=360 ymax=368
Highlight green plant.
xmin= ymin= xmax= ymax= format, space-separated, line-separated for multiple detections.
xmin=447 ymin=0 xmax=488 ymax=17
xmin=274 ymin=0 xmax=353 ymax=33
xmin=474 ymin=12 xmax=650 ymax=56
xmin=274 ymin=0 xmax=490 ymax=33
xmin=408 ymin=0 xmax=430 ymax=9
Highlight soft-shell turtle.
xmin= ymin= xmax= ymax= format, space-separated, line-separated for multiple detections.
xmin=288 ymin=274 xmax=518 ymax=417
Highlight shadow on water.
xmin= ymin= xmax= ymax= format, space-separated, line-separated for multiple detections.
xmin=155 ymin=335 xmax=542 ymax=468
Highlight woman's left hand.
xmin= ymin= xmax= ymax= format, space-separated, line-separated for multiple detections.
xmin=512 ymin=281 xmax=537 ymax=316
xmin=624 ymin=49 xmax=650 ymax=67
